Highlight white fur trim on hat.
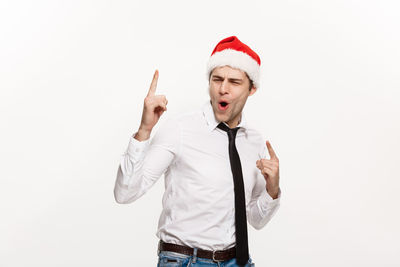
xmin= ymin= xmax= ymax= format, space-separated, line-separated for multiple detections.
xmin=206 ymin=49 xmax=260 ymax=88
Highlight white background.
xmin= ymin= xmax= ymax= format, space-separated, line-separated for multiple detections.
xmin=1 ymin=0 xmax=399 ymax=266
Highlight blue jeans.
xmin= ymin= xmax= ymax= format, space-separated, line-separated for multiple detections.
xmin=157 ymin=250 xmax=255 ymax=267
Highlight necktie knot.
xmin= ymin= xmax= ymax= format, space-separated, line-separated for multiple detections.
xmin=217 ymin=122 xmax=240 ymax=140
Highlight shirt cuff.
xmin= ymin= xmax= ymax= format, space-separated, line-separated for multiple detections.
xmin=126 ymin=132 xmax=150 ymax=162
xmin=258 ymin=187 xmax=281 ymax=213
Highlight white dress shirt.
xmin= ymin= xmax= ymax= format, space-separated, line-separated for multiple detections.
xmin=114 ymin=100 xmax=281 ymax=251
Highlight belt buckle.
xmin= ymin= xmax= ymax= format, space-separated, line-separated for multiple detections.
xmin=212 ymin=250 xmax=222 ymax=262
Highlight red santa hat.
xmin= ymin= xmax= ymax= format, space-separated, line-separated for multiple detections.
xmin=206 ymin=36 xmax=261 ymax=89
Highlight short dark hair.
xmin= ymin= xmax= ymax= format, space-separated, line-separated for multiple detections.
xmin=245 ymin=73 xmax=254 ymax=91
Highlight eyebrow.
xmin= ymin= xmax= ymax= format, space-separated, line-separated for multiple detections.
xmin=211 ymin=75 xmax=243 ymax=83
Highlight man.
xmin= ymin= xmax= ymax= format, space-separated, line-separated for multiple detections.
xmin=114 ymin=36 xmax=281 ymax=267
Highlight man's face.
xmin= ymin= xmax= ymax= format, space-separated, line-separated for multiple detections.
xmin=209 ymin=66 xmax=257 ymax=128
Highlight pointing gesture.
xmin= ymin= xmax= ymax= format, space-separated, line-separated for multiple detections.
xmin=138 ymin=70 xmax=168 ymax=135
xmin=266 ymin=140 xmax=278 ymax=161
xmin=256 ymin=140 xmax=280 ymax=199
xmin=147 ymin=69 xmax=159 ymax=97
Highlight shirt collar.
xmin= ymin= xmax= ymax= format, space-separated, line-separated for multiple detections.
xmin=202 ymin=99 xmax=248 ymax=132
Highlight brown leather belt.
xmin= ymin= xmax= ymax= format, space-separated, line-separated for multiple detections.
xmin=158 ymin=240 xmax=236 ymax=262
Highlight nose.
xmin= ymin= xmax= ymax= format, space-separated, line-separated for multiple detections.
xmin=218 ymin=79 xmax=229 ymax=95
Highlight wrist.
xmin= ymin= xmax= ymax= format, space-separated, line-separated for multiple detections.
xmin=134 ymin=128 xmax=152 ymax=141
xmin=266 ymin=186 xmax=279 ymax=199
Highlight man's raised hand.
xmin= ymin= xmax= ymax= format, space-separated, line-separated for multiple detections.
xmin=135 ymin=70 xmax=168 ymax=141
xmin=256 ymin=140 xmax=280 ymax=199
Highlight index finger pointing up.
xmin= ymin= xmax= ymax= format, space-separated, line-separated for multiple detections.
xmin=266 ymin=140 xmax=278 ymax=161
xmin=147 ymin=70 xmax=159 ymax=97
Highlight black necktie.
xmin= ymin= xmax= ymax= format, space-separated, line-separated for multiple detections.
xmin=217 ymin=122 xmax=249 ymax=266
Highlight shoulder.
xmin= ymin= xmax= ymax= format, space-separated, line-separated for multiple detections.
xmin=164 ymin=105 xmax=204 ymax=126
xmin=156 ymin=105 xmax=202 ymax=132
xmin=244 ymin=123 xmax=264 ymax=142
xmin=243 ymin=123 xmax=268 ymax=158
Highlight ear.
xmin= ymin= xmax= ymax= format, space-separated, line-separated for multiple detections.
xmin=249 ymin=85 xmax=257 ymax=96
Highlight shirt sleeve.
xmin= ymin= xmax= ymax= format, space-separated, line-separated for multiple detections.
xmin=246 ymin=144 xmax=281 ymax=230
xmin=113 ymin=117 xmax=181 ymax=204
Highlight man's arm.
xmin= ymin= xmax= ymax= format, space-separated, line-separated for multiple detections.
xmin=113 ymin=70 xmax=177 ymax=204
xmin=246 ymin=178 xmax=281 ymax=230
xmin=246 ymin=142 xmax=281 ymax=229
xmin=114 ymin=117 xmax=180 ymax=204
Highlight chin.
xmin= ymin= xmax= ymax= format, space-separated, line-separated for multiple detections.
xmin=219 ymin=115 xmax=231 ymax=123
xmin=214 ymin=113 xmax=224 ymax=121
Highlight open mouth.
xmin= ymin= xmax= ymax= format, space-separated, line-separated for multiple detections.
xmin=218 ymin=101 xmax=229 ymax=111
